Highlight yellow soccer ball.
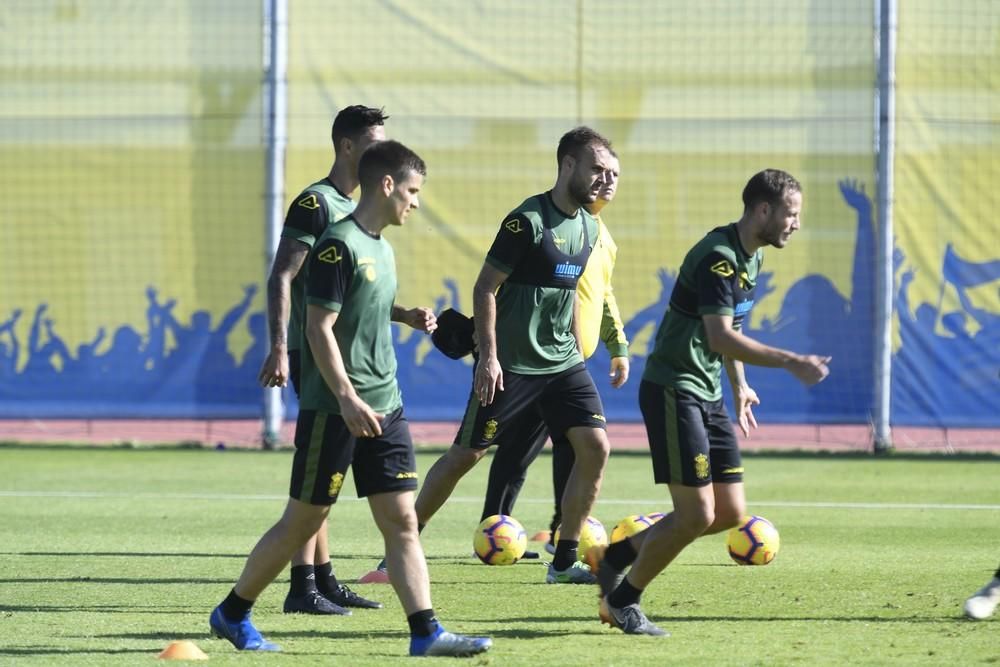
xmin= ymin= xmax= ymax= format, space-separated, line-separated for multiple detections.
xmin=609 ymin=514 xmax=655 ymax=543
xmin=553 ymin=516 xmax=608 ymax=561
xmin=726 ymin=515 xmax=780 ymax=565
xmin=474 ymin=514 xmax=527 ymax=566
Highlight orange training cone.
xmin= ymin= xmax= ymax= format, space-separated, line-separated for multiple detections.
xmin=158 ymin=640 xmax=208 ymax=660
xmin=530 ymin=530 xmax=551 ymax=543
xmin=358 ymin=568 xmax=391 ymax=584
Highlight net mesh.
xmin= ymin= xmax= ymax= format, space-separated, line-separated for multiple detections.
xmin=0 ymin=1 xmax=996 ymax=449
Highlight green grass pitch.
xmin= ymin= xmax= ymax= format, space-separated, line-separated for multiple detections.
xmin=0 ymin=444 xmax=997 ymax=665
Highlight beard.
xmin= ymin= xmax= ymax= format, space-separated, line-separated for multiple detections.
xmin=568 ymin=178 xmax=599 ymax=207
xmin=760 ymin=227 xmax=787 ymax=248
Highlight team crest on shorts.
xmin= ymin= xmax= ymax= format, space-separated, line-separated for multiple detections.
xmin=328 ymin=472 xmax=345 ymax=498
xmin=694 ymin=453 xmax=710 ymax=480
xmin=483 ymin=419 xmax=498 ymax=440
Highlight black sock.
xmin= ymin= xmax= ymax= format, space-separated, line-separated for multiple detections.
xmin=553 ymin=539 xmax=579 ymax=571
xmin=548 ymin=514 xmax=560 ymax=545
xmin=289 ymin=564 xmax=317 ymax=596
xmin=314 ymin=561 xmax=338 ymax=596
xmin=407 ymin=609 xmax=439 ymax=637
xmin=605 ymin=538 xmax=638 ymax=571
xmin=220 ymin=588 xmax=254 ymax=621
xmin=608 ymin=577 xmax=643 ymax=609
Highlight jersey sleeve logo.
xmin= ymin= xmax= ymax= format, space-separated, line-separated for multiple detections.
xmin=297 ymin=193 xmax=320 ymax=210
xmin=317 ymin=245 xmax=342 ymax=264
xmin=504 ymin=218 xmax=524 ymax=234
xmin=710 ymin=260 xmax=734 ymax=278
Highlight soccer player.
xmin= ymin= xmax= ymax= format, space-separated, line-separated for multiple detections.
xmin=595 ymin=169 xmax=831 ymax=635
xmin=211 ymin=140 xmax=492 ymax=657
xmin=411 ymin=126 xmax=616 ymax=585
xmin=257 ymin=105 xmax=387 ymax=615
xmin=964 ymin=563 xmax=1000 ymax=620
xmin=480 ymin=150 xmax=629 ymax=557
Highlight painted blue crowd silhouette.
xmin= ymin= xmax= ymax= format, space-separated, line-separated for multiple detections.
xmin=1 ymin=179 xmax=997 ymax=425
xmin=0 ymin=285 xmax=263 ymax=417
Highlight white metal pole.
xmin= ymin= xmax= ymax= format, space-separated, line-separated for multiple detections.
xmin=873 ymin=0 xmax=896 ymax=452
xmin=261 ymin=0 xmax=288 ymax=448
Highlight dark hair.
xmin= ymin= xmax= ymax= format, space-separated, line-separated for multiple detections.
xmin=358 ymin=140 xmax=426 ymax=191
xmin=331 ymin=105 xmax=388 ymax=151
xmin=742 ymin=169 xmax=801 ymax=213
xmin=556 ymin=126 xmax=612 ymax=166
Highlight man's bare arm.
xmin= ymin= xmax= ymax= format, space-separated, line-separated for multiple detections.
xmin=258 ymin=237 xmax=310 ymax=387
xmin=472 ymin=262 xmax=510 ymax=405
xmin=704 ymin=314 xmax=830 ymax=386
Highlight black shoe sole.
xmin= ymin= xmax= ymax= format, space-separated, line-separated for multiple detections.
xmin=283 ymin=595 xmax=351 ymax=616
xmin=326 ymin=595 xmax=383 ymax=609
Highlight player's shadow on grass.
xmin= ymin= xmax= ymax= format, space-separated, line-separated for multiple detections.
xmin=478 ymin=627 xmax=588 ymax=638
xmin=646 ymin=613 xmax=955 ymax=624
xmin=503 ymin=612 xmax=957 ymax=625
xmin=0 ymin=604 xmax=195 ymax=614
xmin=0 ymin=576 xmax=234 ymax=584
xmin=0 ymin=647 xmax=157 ymax=657
xmin=422 ymin=554 xmax=541 ymax=565
xmin=93 ymin=631 xmax=233 ymax=641
xmin=319 ymin=552 xmax=392 ymax=561
xmin=239 ymin=628 xmax=585 ymax=646
xmin=3 ymin=551 xmax=247 ymax=558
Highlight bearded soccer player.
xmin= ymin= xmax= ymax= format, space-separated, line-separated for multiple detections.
xmin=480 ymin=150 xmax=629 ymax=557
xmin=401 ymin=127 xmax=616 ymax=585
xmin=595 ymin=169 xmax=831 ymax=635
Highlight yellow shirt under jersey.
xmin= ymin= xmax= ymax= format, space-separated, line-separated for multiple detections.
xmin=577 ymin=218 xmax=629 ymax=359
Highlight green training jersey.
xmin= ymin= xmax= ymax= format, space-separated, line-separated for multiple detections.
xmin=643 ymin=223 xmax=762 ymax=400
xmin=281 ymin=179 xmax=355 ymax=352
xmin=299 ymin=216 xmax=401 ymax=414
xmin=485 ymin=192 xmax=598 ymax=374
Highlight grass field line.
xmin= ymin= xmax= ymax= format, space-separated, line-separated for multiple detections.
xmin=2 ymin=490 xmax=998 ymax=511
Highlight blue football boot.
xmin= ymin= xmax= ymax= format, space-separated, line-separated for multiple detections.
xmin=209 ymin=605 xmax=281 ymax=651
xmin=409 ymin=625 xmax=492 ymax=657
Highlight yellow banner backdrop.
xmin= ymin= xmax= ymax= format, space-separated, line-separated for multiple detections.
xmin=0 ymin=1 xmax=996 ymax=425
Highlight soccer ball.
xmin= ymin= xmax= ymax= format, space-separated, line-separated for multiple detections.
xmin=726 ymin=515 xmax=780 ymax=565
xmin=609 ymin=514 xmax=655 ymax=543
xmin=554 ymin=516 xmax=608 ymax=560
xmin=474 ymin=515 xmax=527 ymax=566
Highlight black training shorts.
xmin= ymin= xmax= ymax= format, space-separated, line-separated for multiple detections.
xmin=454 ymin=362 xmax=606 ymax=451
xmin=290 ymin=407 xmax=418 ymax=505
xmin=639 ymin=379 xmax=743 ymax=487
